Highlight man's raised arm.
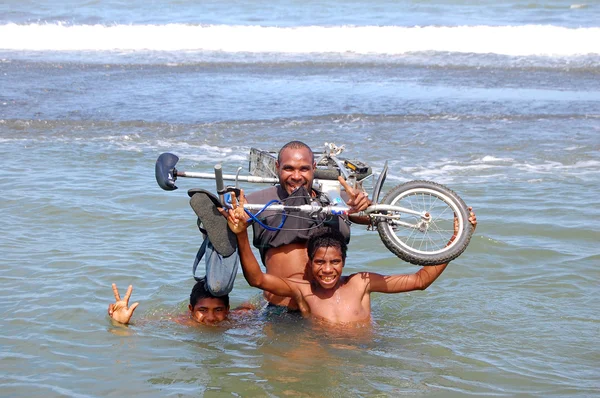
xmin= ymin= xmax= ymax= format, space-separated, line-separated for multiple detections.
xmin=227 ymin=191 xmax=300 ymax=298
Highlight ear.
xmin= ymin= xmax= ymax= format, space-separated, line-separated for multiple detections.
xmin=188 ymin=304 xmax=193 ymax=312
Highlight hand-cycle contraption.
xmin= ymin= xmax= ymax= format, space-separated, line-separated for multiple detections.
xmin=155 ymin=143 xmax=474 ymax=267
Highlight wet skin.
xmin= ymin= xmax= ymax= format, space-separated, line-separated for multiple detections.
xmin=188 ymin=297 xmax=230 ymax=325
xmin=311 ymin=246 xmax=344 ymax=290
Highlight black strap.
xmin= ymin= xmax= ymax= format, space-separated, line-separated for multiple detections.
xmin=196 ymin=218 xmax=208 ymax=235
xmin=192 ymin=238 xmax=209 ymax=281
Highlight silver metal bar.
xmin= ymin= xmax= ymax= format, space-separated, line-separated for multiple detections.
xmin=363 ymin=204 xmax=425 ymax=218
xmin=240 ymin=203 xmax=425 ymax=219
xmin=178 ymin=171 xmax=278 ymax=184
xmin=243 ymin=203 xmax=350 ymax=215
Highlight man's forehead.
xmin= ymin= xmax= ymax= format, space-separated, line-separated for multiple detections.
xmin=196 ymin=297 xmax=227 ymax=308
xmin=314 ymin=246 xmax=343 ymax=258
xmin=279 ymin=147 xmax=313 ymax=162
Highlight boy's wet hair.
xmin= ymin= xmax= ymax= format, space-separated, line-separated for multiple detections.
xmin=190 ymin=278 xmax=230 ymax=308
xmin=277 ymin=140 xmax=314 ymax=163
xmin=307 ymin=227 xmax=348 ymax=262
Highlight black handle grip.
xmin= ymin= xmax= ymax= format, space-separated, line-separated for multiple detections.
xmin=214 ymin=164 xmax=225 ymax=194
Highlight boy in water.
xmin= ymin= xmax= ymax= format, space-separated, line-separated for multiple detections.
xmin=227 ymin=190 xmax=477 ymax=324
xmin=108 ymin=278 xmax=232 ymax=326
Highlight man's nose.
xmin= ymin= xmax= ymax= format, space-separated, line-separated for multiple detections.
xmin=204 ymin=311 xmax=216 ymax=322
xmin=322 ymin=263 xmax=333 ymax=273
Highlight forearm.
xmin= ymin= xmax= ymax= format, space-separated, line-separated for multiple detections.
xmin=235 ymin=230 xmax=265 ymax=287
xmin=368 ymin=261 xmax=448 ymax=293
xmin=348 ymin=213 xmax=371 ymax=225
xmin=235 ymin=230 xmax=298 ymax=297
xmin=412 ymin=262 xmax=449 ymax=290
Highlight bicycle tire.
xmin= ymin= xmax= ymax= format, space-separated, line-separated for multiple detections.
xmin=376 ymin=180 xmax=473 ymax=266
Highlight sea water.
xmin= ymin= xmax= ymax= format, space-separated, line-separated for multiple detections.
xmin=1 ymin=1 xmax=599 ymax=396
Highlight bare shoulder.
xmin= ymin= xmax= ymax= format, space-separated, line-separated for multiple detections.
xmin=344 ymin=272 xmax=371 ymax=287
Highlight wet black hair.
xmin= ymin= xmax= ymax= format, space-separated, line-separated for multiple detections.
xmin=307 ymin=227 xmax=348 ymax=262
xmin=277 ymin=140 xmax=314 ymax=163
xmin=190 ymin=278 xmax=229 ymax=308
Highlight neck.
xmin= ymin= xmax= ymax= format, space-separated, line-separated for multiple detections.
xmin=311 ymin=278 xmax=343 ymax=298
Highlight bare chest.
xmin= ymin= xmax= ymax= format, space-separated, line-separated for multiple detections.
xmin=303 ymin=283 xmax=370 ymax=323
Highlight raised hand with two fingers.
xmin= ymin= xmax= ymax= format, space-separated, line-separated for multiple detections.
xmin=108 ymin=283 xmax=139 ymax=325
xmin=226 ymin=189 xmax=250 ymax=235
xmin=337 ymin=176 xmax=372 ymax=214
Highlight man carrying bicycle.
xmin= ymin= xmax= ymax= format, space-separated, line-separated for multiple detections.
xmin=244 ymin=140 xmax=372 ymax=310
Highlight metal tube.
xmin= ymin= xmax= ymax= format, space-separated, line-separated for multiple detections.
xmin=177 ymin=170 xmax=278 ymax=184
xmin=214 ymin=164 xmax=225 ymax=203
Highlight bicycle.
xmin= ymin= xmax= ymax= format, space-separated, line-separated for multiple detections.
xmin=156 ymin=143 xmax=474 ymax=266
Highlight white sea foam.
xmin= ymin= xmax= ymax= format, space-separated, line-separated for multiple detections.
xmin=182 ymin=145 xmax=248 ymax=164
xmin=388 ymin=156 xmax=600 ymax=184
xmin=1 ymin=23 xmax=599 ymax=56
xmin=478 ymin=156 xmax=515 ymax=163
xmin=413 ymin=164 xmax=497 ymax=177
xmin=516 ymin=160 xmax=600 ymax=174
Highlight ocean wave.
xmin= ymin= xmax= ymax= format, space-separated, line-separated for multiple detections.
xmin=1 ymin=23 xmax=599 ymax=56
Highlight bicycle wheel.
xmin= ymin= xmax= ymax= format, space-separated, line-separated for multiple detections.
xmin=376 ymin=180 xmax=473 ymax=265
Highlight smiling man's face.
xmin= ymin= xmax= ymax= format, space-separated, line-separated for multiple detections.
xmin=310 ymin=246 xmax=345 ymax=290
xmin=276 ymin=146 xmax=316 ymax=195
xmin=188 ymin=297 xmax=230 ymax=325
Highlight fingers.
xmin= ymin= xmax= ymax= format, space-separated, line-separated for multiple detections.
xmin=468 ymin=207 xmax=477 ymax=229
xmin=218 ymin=206 xmax=229 ymax=218
xmin=453 ymin=213 xmax=459 ymax=233
xmin=108 ymin=303 xmax=114 ymax=316
xmin=128 ymin=302 xmax=139 ymax=315
xmin=352 ymin=191 xmax=371 ymax=209
xmin=338 ymin=176 xmax=356 ymax=197
xmin=234 ymin=190 xmax=247 ymax=218
xmin=227 ymin=209 xmax=239 ymax=228
xmin=230 ymin=192 xmax=238 ymax=209
xmin=339 ymin=176 xmax=375 ymax=214
xmin=123 ymin=284 xmax=133 ymax=304
xmin=112 ymin=283 xmax=121 ymax=301
xmin=229 ymin=190 xmax=246 ymax=208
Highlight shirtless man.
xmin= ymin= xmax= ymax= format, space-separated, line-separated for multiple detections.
xmin=244 ymin=141 xmax=372 ymax=309
xmin=228 ymin=192 xmax=478 ymax=324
